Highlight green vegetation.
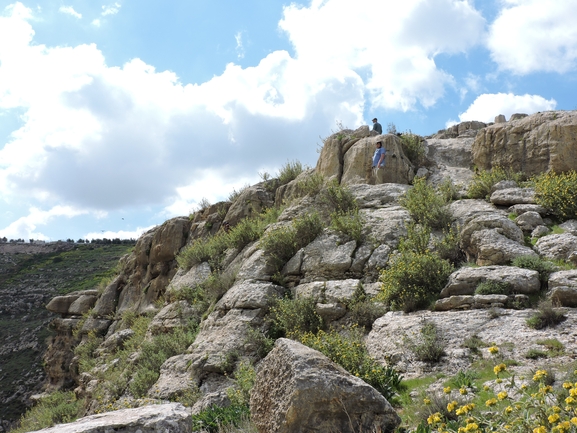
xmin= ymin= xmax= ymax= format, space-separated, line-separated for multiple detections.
xmin=511 ymin=255 xmax=556 ymax=289
xmin=404 ymin=321 xmax=446 ymax=363
xmin=191 ymin=404 xmax=250 ymax=433
xmin=346 ymin=284 xmax=387 ymax=330
xmin=536 ymin=338 xmax=565 ymax=357
xmin=467 ymin=166 xmax=523 ymax=200
xmin=475 ymin=280 xmax=511 ymax=295
xmin=177 ymin=207 xmax=281 ymax=271
xmin=267 ymin=295 xmax=324 ymax=339
xmin=400 ymin=177 xmax=452 ymax=230
xmin=11 ymin=391 xmax=83 ymax=433
xmin=299 ymin=326 xmax=403 ymax=401
xmin=400 ymin=131 xmax=425 ymax=165
xmin=534 ymin=170 xmax=577 ymax=220
xmin=260 ymin=212 xmax=323 ymax=272
xmin=296 ymin=172 xmax=325 ymax=197
xmin=526 ymin=300 xmax=567 ymax=330
xmin=379 ymin=224 xmax=454 ymax=312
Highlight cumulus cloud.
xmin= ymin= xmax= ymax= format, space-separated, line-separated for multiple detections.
xmin=91 ymin=18 xmax=101 ymax=27
xmin=279 ymin=0 xmax=486 ymax=111
xmin=488 ymin=0 xmax=577 ymax=74
xmin=101 ymin=2 xmax=121 ymax=16
xmin=458 ymin=93 xmax=557 ymax=123
xmin=235 ymin=32 xmax=244 ymax=59
xmin=0 ymin=206 xmax=88 ymax=240
xmin=83 ymin=226 xmax=153 ymax=241
xmin=59 ymin=5 xmax=82 ymax=19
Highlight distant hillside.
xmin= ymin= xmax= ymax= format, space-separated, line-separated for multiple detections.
xmin=0 ymin=243 xmax=133 ymax=429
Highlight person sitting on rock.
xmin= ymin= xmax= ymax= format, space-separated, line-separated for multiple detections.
xmin=372 ymin=141 xmax=386 ymax=184
xmin=372 ymin=118 xmax=382 ymax=134
xmin=222 ymin=221 xmax=231 ymax=233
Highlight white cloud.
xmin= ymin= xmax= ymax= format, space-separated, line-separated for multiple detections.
xmin=101 ymin=2 xmax=121 ymax=16
xmin=0 ymin=206 xmax=88 ymax=240
xmin=83 ymin=226 xmax=153 ymax=241
xmin=488 ymin=0 xmax=577 ymax=74
xmin=59 ymin=6 xmax=82 ymax=19
xmin=458 ymin=93 xmax=557 ymax=123
xmin=235 ymin=32 xmax=244 ymax=59
xmin=91 ymin=18 xmax=101 ymax=27
xmin=279 ymin=0 xmax=486 ymax=111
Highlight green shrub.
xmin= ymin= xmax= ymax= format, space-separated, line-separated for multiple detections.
xmin=526 ymin=300 xmax=567 ymax=330
xmin=511 ymin=255 xmax=556 ymax=289
xmin=226 ymin=361 xmax=256 ymax=407
xmin=191 ymin=404 xmax=250 ymax=433
xmin=379 ymin=249 xmax=454 ymax=312
xmin=296 ymin=172 xmax=325 ymax=197
xmin=12 ymin=391 xmax=83 ymax=433
xmin=467 ymin=166 xmax=523 ymax=200
xmin=228 ymin=184 xmax=250 ymax=202
xmin=400 ymin=177 xmax=452 ymax=230
xmin=404 ymin=320 xmax=446 ymax=363
xmin=260 ymin=212 xmax=323 ymax=272
xmin=347 ymin=284 xmax=387 ymax=330
xmin=534 ymin=170 xmax=577 ymax=219
xmin=447 ymin=370 xmax=478 ymax=389
xmin=433 ymin=226 xmax=464 ymax=266
xmin=400 ymin=131 xmax=425 ymax=165
xmin=267 ymin=296 xmax=324 ymax=339
xmin=437 ymin=178 xmax=459 ymax=203
xmin=475 ymin=280 xmax=511 ymax=295
xmin=461 ymin=334 xmax=487 ymax=355
xmin=536 ymin=338 xmax=565 ymax=357
xmin=299 ymin=326 xmax=403 ymax=401
xmin=330 ymin=209 xmax=364 ymax=242
xmin=524 ymin=348 xmax=548 ymax=359
xmin=277 ymin=160 xmax=305 ymax=186
xmin=243 ymin=328 xmax=275 ymax=359
xmin=319 ymin=180 xmax=358 ymax=214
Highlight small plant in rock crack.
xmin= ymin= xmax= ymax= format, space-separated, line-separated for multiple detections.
xmin=474 ymin=280 xmax=512 ymax=295
xmin=404 ymin=320 xmax=446 ymax=363
xmin=526 ymin=300 xmax=567 ymax=330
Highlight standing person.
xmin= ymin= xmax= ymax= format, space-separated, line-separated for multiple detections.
xmin=372 ymin=118 xmax=382 ymax=134
xmin=372 ymin=141 xmax=386 ymax=184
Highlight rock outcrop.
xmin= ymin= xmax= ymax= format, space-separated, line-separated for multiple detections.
xmin=250 ymin=338 xmax=401 ymax=433
xmin=472 ymin=110 xmax=577 ymax=175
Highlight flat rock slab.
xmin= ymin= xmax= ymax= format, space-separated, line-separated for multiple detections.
xmin=31 ymin=403 xmax=191 ymax=433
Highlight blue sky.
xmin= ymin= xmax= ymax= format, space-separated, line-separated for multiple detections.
xmin=1 ymin=0 xmax=576 ymax=241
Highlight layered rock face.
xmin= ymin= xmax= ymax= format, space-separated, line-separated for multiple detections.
xmin=28 ymin=113 xmax=577 ymax=432
xmin=472 ymin=110 xmax=577 ymax=175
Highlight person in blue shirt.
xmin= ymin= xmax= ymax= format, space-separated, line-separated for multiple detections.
xmin=372 ymin=141 xmax=386 ymax=184
xmin=372 ymin=118 xmax=382 ymax=134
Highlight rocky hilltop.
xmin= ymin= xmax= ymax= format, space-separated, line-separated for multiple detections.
xmin=12 ymin=111 xmax=577 ymax=433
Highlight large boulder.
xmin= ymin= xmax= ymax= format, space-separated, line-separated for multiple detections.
xmin=224 ymin=184 xmax=275 ymax=226
xmin=534 ymin=233 xmax=577 ymax=261
xmin=29 ymin=403 xmax=190 ymax=433
xmin=490 ymin=188 xmax=536 ymax=206
xmin=441 ymin=266 xmax=540 ymax=297
xmin=460 ymin=214 xmax=535 ymax=265
xmin=472 ymin=111 xmax=577 ymax=175
xmin=250 ymin=338 xmax=401 ymax=433
xmin=548 ymin=270 xmax=577 ymax=307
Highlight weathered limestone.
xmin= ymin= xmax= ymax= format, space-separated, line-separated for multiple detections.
xmin=548 ymin=270 xmax=577 ymax=307
xmin=300 ymin=234 xmax=356 ymax=281
xmin=435 ymin=294 xmax=529 ymax=311
xmin=490 ymin=188 xmax=536 ymax=206
xmin=46 ymin=290 xmax=99 ymax=316
xmin=515 ymin=211 xmax=544 ymax=232
xmin=440 ymin=266 xmax=540 ymax=297
xmin=224 ymin=184 xmax=274 ymax=226
xmin=250 ymin=338 xmax=401 ymax=433
xmin=559 ymin=220 xmax=577 ymax=236
xmin=534 ymin=233 xmax=577 ymax=261
xmin=29 ymin=403 xmax=191 ymax=433
xmin=508 ymin=203 xmax=548 ymax=216
xmin=472 ymin=111 xmax=577 ymax=175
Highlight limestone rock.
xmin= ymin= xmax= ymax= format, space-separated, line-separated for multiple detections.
xmin=46 ymin=290 xmax=98 ymax=316
xmin=495 ymin=114 xmax=506 ymax=123
xmin=148 ymin=217 xmax=191 ymax=265
xmin=515 ymin=211 xmax=544 ymax=232
xmin=559 ymin=220 xmax=577 ymax=236
xmin=250 ymin=338 xmax=401 ymax=433
xmin=531 ymin=226 xmax=550 ymax=238
xmin=434 ymin=294 xmax=526 ymax=311
xmin=294 ymin=279 xmax=361 ymax=303
xmin=360 ymin=207 xmax=411 ymax=247
xmin=534 ymin=233 xmax=577 ymax=261
xmin=29 ymin=403 xmax=190 ymax=433
xmin=300 ymin=234 xmax=356 ymax=280
xmin=548 ymin=270 xmax=577 ymax=307
xmin=348 ymin=183 xmax=410 ymax=208
xmin=224 ymin=184 xmax=275 ymax=226
xmin=450 ymin=200 xmax=504 ymax=227
xmin=147 ymin=301 xmax=200 ymax=336
xmin=472 ymin=111 xmax=577 ymax=175
xmin=166 ymin=262 xmax=211 ymax=301
xmin=490 ymin=188 xmax=535 ymax=206
xmin=508 ymin=204 xmax=548 ymax=216
xmin=441 ymin=266 xmax=540 ymax=297
xmin=67 ymin=294 xmax=98 ymax=316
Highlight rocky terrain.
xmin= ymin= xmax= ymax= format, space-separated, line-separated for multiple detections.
xmin=0 ymin=243 xmax=133 ymax=431
xmin=6 ymin=110 xmax=577 ymax=433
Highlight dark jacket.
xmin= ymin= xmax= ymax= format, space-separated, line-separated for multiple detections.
xmin=373 ymin=121 xmax=382 ymax=134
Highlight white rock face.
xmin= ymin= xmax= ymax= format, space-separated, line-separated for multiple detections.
xmin=490 ymin=188 xmax=536 ymax=206
xmin=535 ymin=233 xmax=577 ymax=261
xmin=30 ymin=403 xmax=190 ymax=433
xmin=548 ymin=270 xmax=577 ymax=307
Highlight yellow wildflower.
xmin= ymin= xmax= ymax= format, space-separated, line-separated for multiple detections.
xmin=488 ymin=346 xmax=499 ymax=355
xmin=533 ymin=426 xmax=546 ymax=433
xmin=549 ymin=413 xmax=560 ymax=424
xmin=447 ymin=401 xmax=458 ymax=412
xmin=494 ymin=363 xmax=507 ymax=375
xmin=483 ymin=385 xmax=490 ymax=391
xmin=460 ymin=387 xmax=468 ymax=395
xmin=427 ymin=412 xmax=442 ymax=425
xmin=505 ymin=406 xmax=513 ymax=414
xmin=424 ymin=397 xmax=431 ymax=405
xmin=443 ymin=386 xmax=452 ymax=394
xmin=563 ymin=382 xmax=573 ymax=389
xmin=533 ymin=370 xmax=547 ymax=381
xmin=571 ymin=417 xmax=577 ymax=426
xmin=497 ymin=391 xmax=508 ymax=400
xmin=486 ymin=398 xmax=497 ymax=407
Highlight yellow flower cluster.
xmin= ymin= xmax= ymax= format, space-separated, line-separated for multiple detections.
xmin=488 ymin=346 xmax=499 ymax=355
xmin=494 ymin=363 xmax=507 ymax=375
xmin=533 ymin=370 xmax=548 ymax=381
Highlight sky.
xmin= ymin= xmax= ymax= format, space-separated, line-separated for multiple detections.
xmin=0 ymin=0 xmax=576 ymax=242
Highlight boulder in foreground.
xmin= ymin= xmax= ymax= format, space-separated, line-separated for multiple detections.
xmin=250 ymin=338 xmax=400 ymax=433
